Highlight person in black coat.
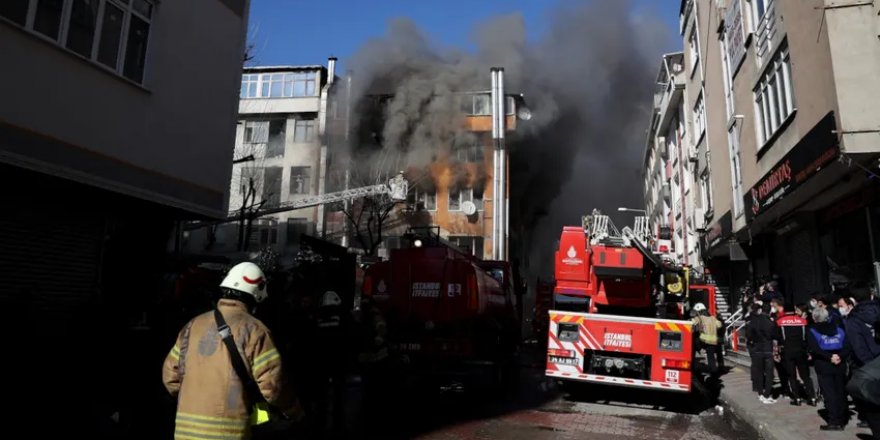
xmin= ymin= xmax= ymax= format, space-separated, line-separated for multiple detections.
xmin=747 ymin=303 xmax=777 ymax=403
xmin=807 ymin=307 xmax=851 ymax=431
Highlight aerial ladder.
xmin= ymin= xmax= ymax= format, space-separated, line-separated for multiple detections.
xmin=185 ymin=172 xmax=409 ymax=230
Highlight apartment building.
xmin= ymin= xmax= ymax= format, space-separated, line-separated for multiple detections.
xmin=325 ymin=71 xmax=527 ymax=260
xmin=678 ymin=0 xmax=880 ymax=304
xmin=184 ymin=59 xmax=338 ymax=253
xmin=644 ymin=52 xmax=704 ymax=268
xmin=0 ymin=0 xmax=250 ymax=436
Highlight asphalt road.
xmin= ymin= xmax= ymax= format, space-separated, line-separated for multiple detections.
xmin=344 ymin=347 xmax=758 ymax=440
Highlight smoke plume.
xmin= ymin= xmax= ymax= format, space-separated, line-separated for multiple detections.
xmin=343 ymin=0 xmax=671 ymax=277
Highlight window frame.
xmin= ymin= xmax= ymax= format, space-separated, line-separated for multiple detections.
xmin=753 ymin=44 xmax=795 ymax=148
xmin=240 ymin=70 xmax=319 ymax=99
xmin=693 ymin=92 xmax=706 ymax=143
xmin=1 ymin=0 xmax=153 ymax=85
xmin=293 ymin=119 xmax=316 ymax=143
xmin=289 ymin=166 xmax=311 ymax=195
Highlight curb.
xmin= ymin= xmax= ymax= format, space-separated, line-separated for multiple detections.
xmin=716 ymin=390 xmax=779 ymax=440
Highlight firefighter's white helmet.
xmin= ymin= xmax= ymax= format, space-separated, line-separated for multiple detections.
xmin=220 ymin=262 xmax=268 ymax=303
xmin=321 ymin=291 xmax=342 ymax=307
xmin=693 ymin=302 xmax=707 ymax=312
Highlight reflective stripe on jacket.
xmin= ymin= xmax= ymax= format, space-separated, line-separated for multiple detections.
xmin=162 ymin=299 xmax=284 ymax=440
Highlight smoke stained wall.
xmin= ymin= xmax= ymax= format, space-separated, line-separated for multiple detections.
xmin=341 ymin=0 xmax=673 ymax=279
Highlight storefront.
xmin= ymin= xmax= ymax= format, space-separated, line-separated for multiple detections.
xmin=735 ymin=111 xmax=874 ymax=305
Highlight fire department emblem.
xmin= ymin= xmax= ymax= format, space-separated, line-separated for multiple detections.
xmin=562 ymin=246 xmax=583 ymax=266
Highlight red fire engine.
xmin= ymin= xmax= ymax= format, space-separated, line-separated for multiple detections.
xmin=363 ymin=227 xmax=522 ymax=389
xmin=546 ymin=212 xmax=716 ymax=393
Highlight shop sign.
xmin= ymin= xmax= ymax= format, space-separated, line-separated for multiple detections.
xmin=744 ymin=112 xmax=839 ymax=221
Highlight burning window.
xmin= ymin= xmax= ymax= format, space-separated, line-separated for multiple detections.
xmin=448 ymin=187 xmax=483 ymax=212
xmin=455 ymin=144 xmax=485 ymax=163
xmin=262 ymin=167 xmax=282 ymax=207
xmin=408 ymin=189 xmax=436 ymax=211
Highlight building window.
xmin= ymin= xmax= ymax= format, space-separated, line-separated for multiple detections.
xmin=244 ymin=121 xmax=269 ymax=144
xmin=262 ymin=167 xmax=282 ymax=207
xmin=251 ymin=222 xmax=278 ymax=247
xmin=240 ymin=71 xmax=318 ymax=99
xmin=265 ymin=120 xmax=285 ymax=157
xmin=294 ymin=119 xmax=316 ymax=143
xmin=688 ymin=27 xmax=700 ymax=77
xmin=455 ymin=143 xmax=484 ymax=163
xmin=754 ymin=44 xmax=794 ymax=145
xmin=460 ymin=94 xmax=490 ymax=116
xmin=449 ymin=236 xmax=485 ymax=258
xmin=5 ymin=0 xmax=152 ymax=83
xmin=290 ymin=166 xmax=311 ymax=195
xmin=720 ymin=36 xmax=735 ymax=119
xmin=408 ymin=189 xmax=437 ymax=211
xmin=728 ymin=125 xmax=745 ymax=216
xmin=693 ymin=93 xmax=706 ymax=142
xmin=448 ymin=187 xmax=483 ymax=212
xmin=750 ymin=0 xmax=772 ymax=25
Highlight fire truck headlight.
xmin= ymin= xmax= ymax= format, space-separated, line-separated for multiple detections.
xmin=414 ymin=239 xmax=423 ymax=248
xmin=613 ymin=359 xmax=625 ymax=369
xmin=604 ymin=359 xmax=614 ymax=369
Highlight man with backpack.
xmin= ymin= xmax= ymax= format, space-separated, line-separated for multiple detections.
xmin=807 ymin=307 xmax=850 ymax=431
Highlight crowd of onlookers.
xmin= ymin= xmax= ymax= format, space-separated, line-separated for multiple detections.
xmin=742 ymin=278 xmax=880 ymax=436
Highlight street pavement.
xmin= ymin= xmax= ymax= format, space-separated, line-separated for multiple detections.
xmin=357 ymin=364 xmax=753 ymax=440
xmin=411 ymin=390 xmax=744 ymax=440
xmin=718 ymin=364 xmax=875 ymax=440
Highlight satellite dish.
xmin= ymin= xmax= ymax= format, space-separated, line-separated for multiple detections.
xmin=461 ymin=201 xmax=477 ymax=216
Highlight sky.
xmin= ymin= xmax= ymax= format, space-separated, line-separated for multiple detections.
xmin=246 ymin=0 xmax=683 ymax=70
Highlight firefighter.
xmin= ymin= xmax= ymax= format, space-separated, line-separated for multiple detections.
xmin=162 ymin=262 xmax=297 ymax=440
xmin=692 ymin=302 xmax=723 ymax=378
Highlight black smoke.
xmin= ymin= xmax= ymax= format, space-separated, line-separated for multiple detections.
xmin=343 ymin=0 xmax=673 ymax=278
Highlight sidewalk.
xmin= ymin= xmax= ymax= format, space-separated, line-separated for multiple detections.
xmin=717 ymin=365 xmax=873 ymax=440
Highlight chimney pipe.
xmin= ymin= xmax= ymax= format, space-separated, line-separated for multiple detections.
xmin=327 ymin=57 xmax=337 ymax=84
xmin=490 ymin=67 xmax=507 ymax=260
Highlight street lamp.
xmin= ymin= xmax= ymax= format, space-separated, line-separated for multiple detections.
xmin=617 ymin=207 xmax=647 ymax=214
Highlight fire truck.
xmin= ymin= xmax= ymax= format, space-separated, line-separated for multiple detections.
xmin=363 ymin=227 xmax=523 ymax=390
xmin=545 ymin=212 xmax=716 ymax=393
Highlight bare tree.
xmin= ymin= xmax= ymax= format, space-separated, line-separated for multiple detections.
xmin=328 ymin=150 xmax=414 ymax=256
xmin=229 ymin=122 xmax=284 ymax=251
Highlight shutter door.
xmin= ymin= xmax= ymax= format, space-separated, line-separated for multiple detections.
xmin=0 ymin=209 xmax=104 ymax=322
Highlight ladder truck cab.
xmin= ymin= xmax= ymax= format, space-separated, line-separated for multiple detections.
xmin=546 ymin=212 xmax=717 ymax=393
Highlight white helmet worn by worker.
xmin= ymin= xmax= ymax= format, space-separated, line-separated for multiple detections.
xmin=321 ymin=291 xmax=342 ymax=307
xmin=219 ymin=262 xmax=268 ymax=303
xmin=692 ymin=302 xmax=707 ymax=312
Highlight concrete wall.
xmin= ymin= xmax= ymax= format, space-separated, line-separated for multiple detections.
xmin=0 ymin=0 xmax=249 ymax=217
xmin=824 ymin=0 xmax=880 ymax=154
